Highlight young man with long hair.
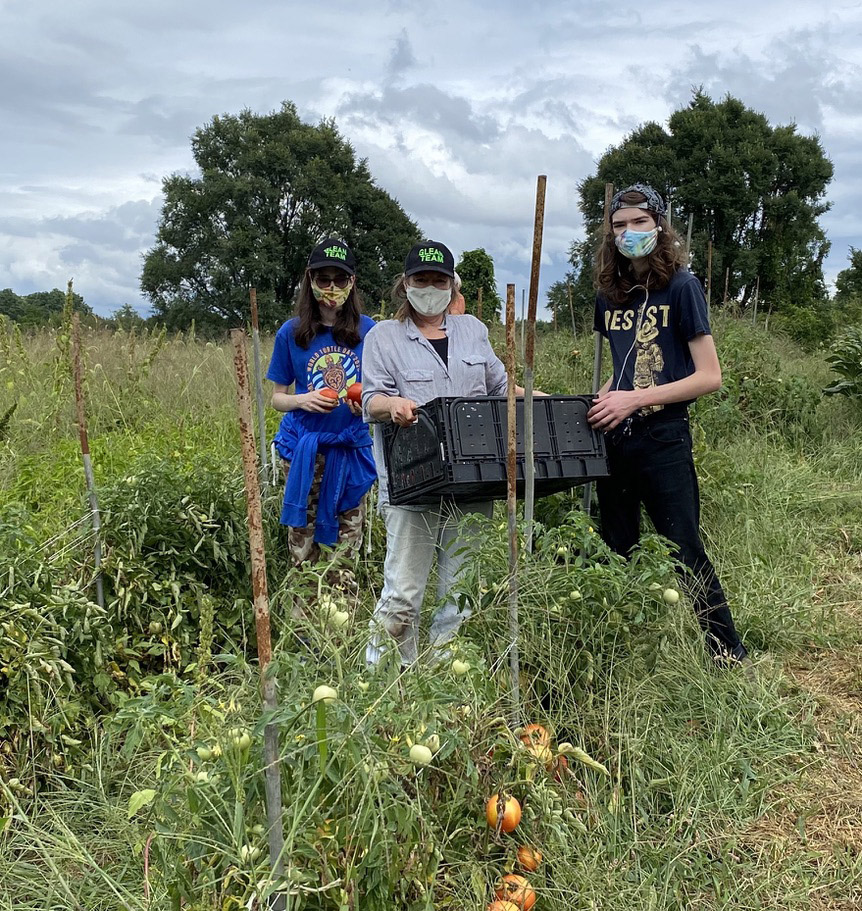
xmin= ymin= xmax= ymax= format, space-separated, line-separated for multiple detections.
xmin=587 ymin=184 xmax=748 ymax=666
xmin=267 ymin=237 xmax=376 ymax=581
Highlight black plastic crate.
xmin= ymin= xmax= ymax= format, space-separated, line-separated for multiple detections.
xmin=382 ymin=395 xmax=609 ymax=506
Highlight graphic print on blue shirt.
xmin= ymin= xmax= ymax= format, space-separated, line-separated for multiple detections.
xmin=593 ymin=270 xmax=710 ymax=415
xmin=267 ymin=315 xmax=375 ymax=440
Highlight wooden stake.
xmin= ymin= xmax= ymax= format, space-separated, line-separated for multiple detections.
xmin=685 ymin=213 xmax=694 ymax=265
xmin=231 ymin=329 xmax=286 ymax=909
xmin=477 ymin=286 xmax=483 ymax=323
xmin=520 ymin=289 xmax=526 ymax=361
xmin=71 ymin=311 xmax=104 ymax=610
xmin=582 ymin=182 xmax=613 ymax=516
xmin=567 ymin=280 xmax=576 ymax=337
xmin=524 ymin=174 xmax=547 ymax=552
xmin=505 ymin=283 xmax=521 ymax=726
xmin=706 ymin=240 xmax=713 ymax=320
xmin=250 ymin=288 xmax=269 ymax=491
xmin=723 ymin=267 xmax=730 ymax=307
xmin=752 ymin=275 xmax=760 ymax=325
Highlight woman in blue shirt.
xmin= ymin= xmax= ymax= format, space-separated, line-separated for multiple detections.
xmin=267 ymin=238 xmax=377 ymax=581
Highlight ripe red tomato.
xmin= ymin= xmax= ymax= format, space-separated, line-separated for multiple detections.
xmin=346 ymin=382 xmax=362 ymax=404
xmin=319 ymin=388 xmax=339 ymax=402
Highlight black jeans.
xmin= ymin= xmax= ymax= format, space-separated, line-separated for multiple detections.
xmin=596 ymin=414 xmax=747 ymax=661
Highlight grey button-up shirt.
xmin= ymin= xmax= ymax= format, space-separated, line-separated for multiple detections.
xmin=362 ymin=314 xmax=509 ymax=504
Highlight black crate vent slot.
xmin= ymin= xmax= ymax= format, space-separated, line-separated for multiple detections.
xmin=383 ymin=395 xmax=609 ymax=506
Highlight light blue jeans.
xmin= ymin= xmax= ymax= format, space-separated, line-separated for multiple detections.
xmin=366 ymin=500 xmax=494 ymax=666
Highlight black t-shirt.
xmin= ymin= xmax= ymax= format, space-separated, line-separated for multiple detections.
xmin=593 ymin=269 xmax=711 ymax=417
xmin=428 ymin=335 xmax=449 ymax=364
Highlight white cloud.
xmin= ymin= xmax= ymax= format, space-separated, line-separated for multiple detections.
xmin=1 ymin=0 xmax=861 ymax=314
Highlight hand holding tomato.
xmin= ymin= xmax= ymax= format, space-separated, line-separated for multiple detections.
xmin=301 ymin=389 xmax=339 ymax=413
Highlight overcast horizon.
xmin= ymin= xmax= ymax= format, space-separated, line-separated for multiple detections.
xmin=2 ymin=0 xmax=861 ymax=320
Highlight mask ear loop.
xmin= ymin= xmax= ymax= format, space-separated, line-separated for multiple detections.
xmin=613 ymin=277 xmax=651 ymax=392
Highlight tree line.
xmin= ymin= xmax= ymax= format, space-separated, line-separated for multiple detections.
xmin=5 ymin=92 xmax=862 ymax=340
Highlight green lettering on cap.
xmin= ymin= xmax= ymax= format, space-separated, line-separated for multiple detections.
xmin=418 ymin=247 xmax=445 ymax=263
xmin=324 ymin=245 xmax=347 ymax=260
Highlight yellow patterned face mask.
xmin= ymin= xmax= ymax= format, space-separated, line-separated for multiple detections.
xmin=311 ymin=277 xmax=354 ymax=308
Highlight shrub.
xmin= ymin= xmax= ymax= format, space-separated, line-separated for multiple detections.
xmin=823 ymin=326 xmax=862 ymax=401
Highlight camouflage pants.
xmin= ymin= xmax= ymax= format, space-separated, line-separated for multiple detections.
xmin=282 ymin=454 xmax=366 ymax=612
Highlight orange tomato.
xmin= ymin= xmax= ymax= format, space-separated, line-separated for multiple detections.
xmin=488 ymin=903 xmax=520 ymax=911
xmin=319 ymin=388 xmax=339 ymax=401
xmin=552 ymin=754 xmax=569 ymax=781
xmin=517 ymin=844 xmax=543 ymax=872
xmin=486 ymin=794 xmax=522 ymax=833
xmin=520 ymin=724 xmax=550 ymax=749
xmin=346 ymin=382 xmax=362 ymax=404
xmin=495 ymin=874 xmax=536 ymax=910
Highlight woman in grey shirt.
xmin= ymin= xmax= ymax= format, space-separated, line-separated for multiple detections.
xmin=362 ymin=241 xmax=526 ymax=667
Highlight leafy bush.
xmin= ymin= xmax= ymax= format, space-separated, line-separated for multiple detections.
xmin=823 ymin=326 xmax=862 ymax=400
xmin=773 ymin=301 xmax=835 ymax=351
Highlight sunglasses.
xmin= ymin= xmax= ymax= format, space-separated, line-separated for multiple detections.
xmin=312 ymin=272 xmax=352 ymax=290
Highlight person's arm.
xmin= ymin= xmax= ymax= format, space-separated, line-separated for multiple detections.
xmin=361 ymin=326 xmax=419 ymax=426
xmin=587 ymin=334 xmax=721 ymax=430
xmin=271 ymin=383 xmax=338 ymax=414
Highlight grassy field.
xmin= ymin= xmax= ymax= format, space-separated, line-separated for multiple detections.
xmin=0 ymin=313 xmax=860 ymax=910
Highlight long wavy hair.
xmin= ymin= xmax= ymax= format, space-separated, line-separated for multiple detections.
xmin=294 ymin=269 xmax=364 ymax=348
xmin=595 ymin=190 xmax=687 ymax=306
xmin=391 ymin=273 xmax=457 ymax=322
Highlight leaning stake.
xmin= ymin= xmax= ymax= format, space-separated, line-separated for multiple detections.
xmin=71 ymin=311 xmax=104 ymax=610
xmin=250 ymin=288 xmax=270 ymax=491
xmin=505 ymin=283 xmax=522 ymax=726
xmin=582 ymin=182 xmax=613 ymax=516
xmin=524 ymin=174 xmax=547 ymax=552
xmin=231 ymin=329 xmax=286 ymax=909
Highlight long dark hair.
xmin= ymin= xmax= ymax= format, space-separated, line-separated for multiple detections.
xmin=594 ymin=190 xmax=687 ymax=306
xmin=294 ymin=270 xmax=364 ymax=349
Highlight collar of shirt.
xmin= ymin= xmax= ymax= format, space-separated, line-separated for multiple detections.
xmin=405 ymin=314 xmax=448 ymax=340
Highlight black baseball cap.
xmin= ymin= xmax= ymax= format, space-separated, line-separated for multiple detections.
xmin=404 ymin=241 xmax=455 ymax=278
xmin=307 ymin=237 xmax=356 ymax=275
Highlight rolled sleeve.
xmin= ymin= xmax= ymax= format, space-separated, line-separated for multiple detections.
xmin=482 ymin=329 xmax=508 ymax=396
xmin=361 ymin=326 xmax=398 ymax=423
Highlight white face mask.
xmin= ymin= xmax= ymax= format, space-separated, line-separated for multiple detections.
xmin=406 ymin=285 xmax=451 ymax=316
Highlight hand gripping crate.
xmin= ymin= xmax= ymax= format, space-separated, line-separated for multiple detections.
xmin=382 ymin=395 xmax=609 ymax=506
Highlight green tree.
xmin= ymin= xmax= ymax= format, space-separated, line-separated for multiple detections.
xmin=546 ymin=238 xmax=597 ymax=334
xmin=575 ymin=91 xmax=833 ymax=314
xmin=455 ymin=248 xmax=502 ymax=324
xmin=0 ymin=288 xmax=91 ymax=326
xmin=110 ymin=303 xmax=148 ymax=331
xmin=834 ymin=247 xmax=862 ymax=324
xmin=141 ymin=102 xmax=421 ymax=331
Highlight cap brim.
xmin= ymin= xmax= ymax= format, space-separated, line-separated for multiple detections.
xmin=309 ymin=260 xmax=355 ymax=275
xmin=405 ymin=263 xmax=454 ymax=277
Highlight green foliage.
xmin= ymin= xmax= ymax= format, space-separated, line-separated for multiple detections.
xmin=456 ymin=248 xmax=502 ymax=324
xmin=0 ymin=287 xmax=92 ymax=327
xmin=771 ymin=300 xmax=836 ymax=351
xmin=577 ymin=90 xmax=833 ymax=315
xmin=823 ymin=326 xmax=862 ymax=400
xmin=141 ymin=102 xmax=421 ymax=331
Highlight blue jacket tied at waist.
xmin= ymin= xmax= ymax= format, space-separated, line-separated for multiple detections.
xmin=275 ymin=416 xmax=376 ymax=546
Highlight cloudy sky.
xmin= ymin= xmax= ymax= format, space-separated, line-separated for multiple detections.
xmin=2 ymin=0 xmax=861 ymax=319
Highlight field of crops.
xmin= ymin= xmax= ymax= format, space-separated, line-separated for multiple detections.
xmin=1 ymin=315 xmax=861 ymax=910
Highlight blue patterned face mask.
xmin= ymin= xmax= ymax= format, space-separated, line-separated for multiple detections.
xmin=615 ymin=227 xmax=659 ymax=259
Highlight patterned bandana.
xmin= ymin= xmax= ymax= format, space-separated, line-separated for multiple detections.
xmin=311 ymin=279 xmax=353 ymax=308
xmin=610 ymin=183 xmax=667 ymax=218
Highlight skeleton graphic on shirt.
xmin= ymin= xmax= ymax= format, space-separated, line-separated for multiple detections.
xmin=633 ymin=313 xmax=664 ymax=414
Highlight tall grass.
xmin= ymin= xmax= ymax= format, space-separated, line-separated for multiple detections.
xmin=1 ymin=314 xmax=861 ymax=909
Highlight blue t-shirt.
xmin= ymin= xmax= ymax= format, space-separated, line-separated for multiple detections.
xmin=593 ymin=269 xmax=711 ymax=417
xmin=267 ymin=315 xmax=375 ymax=448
